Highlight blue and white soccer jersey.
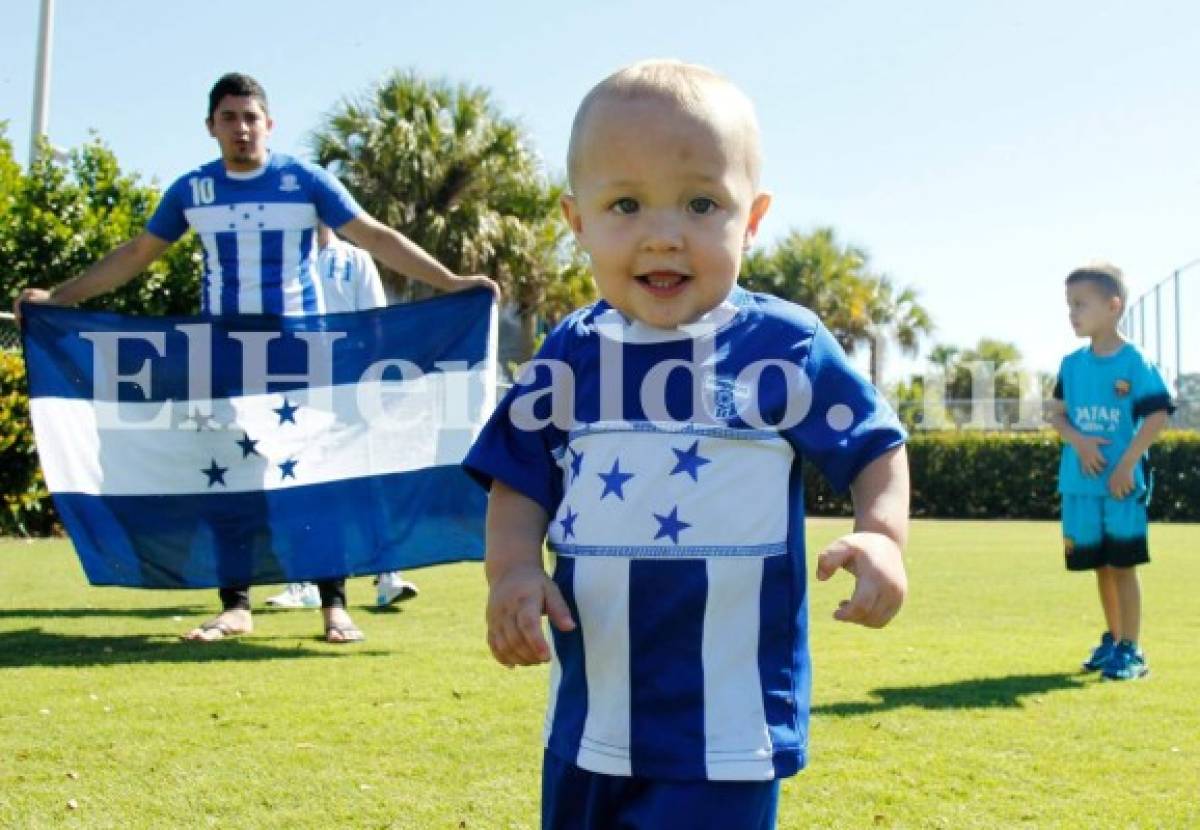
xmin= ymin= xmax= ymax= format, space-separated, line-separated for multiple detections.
xmin=317 ymin=238 xmax=386 ymax=313
xmin=146 ymin=153 xmax=362 ymax=317
xmin=1054 ymin=342 xmax=1174 ymax=569
xmin=464 ymin=289 xmax=906 ymax=782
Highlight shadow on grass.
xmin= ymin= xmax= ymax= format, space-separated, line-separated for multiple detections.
xmin=814 ymin=672 xmax=1089 ymax=716
xmin=0 ymin=606 xmax=204 ymax=620
xmin=0 ymin=603 xmax=397 ymax=620
xmin=0 ymin=627 xmax=388 ymax=669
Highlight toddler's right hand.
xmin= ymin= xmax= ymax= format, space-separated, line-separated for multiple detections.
xmin=485 ymin=564 xmax=575 ymax=667
xmin=1073 ymin=434 xmax=1109 ymax=476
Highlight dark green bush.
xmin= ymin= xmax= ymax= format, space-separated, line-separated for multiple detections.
xmin=806 ymin=430 xmax=1199 ymax=522
xmin=2 ymin=367 xmax=1196 ymax=536
xmin=0 ymin=351 xmax=57 ymax=536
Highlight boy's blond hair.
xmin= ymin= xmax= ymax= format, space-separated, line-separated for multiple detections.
xmin=1066 ymin=260 xmax=1128 ymax=307
xmin=566 ymin=59 xmax=762 ymax=191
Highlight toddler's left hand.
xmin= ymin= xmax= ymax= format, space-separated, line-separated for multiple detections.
xmin=816 ymin=532 xmax=907 ymax=628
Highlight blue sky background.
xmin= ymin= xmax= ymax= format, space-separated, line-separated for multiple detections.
xmin=2 ymin=0 xmax=1197 ymax=380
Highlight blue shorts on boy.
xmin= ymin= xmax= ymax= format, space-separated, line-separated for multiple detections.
xmin=1054 ymin=342 xmax=1173 ymax=570
xmin=464 ymin=288 xmax=905 ymax=817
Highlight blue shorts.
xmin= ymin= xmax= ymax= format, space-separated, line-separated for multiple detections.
xmin=1061 ymin=492 xmax=1150 ymax=571
xmin=541 ymin=751 xmax=780 ymax=830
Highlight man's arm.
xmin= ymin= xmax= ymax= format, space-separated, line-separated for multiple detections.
xmin=13 ymin=232 xmax=170 ymax=321
xmin=815 ymin=445 xmax=909 ymax=628
xmin=338 ymin=215 xmax=498 ymax=297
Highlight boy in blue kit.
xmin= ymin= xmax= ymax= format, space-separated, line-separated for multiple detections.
xmin=16 ymin=73 xmax=496 ymax=644
xmin=463 ymin=60 xmax=909 ymax=829
xmin=1048 ymin=262 xmax=1174 ymax=681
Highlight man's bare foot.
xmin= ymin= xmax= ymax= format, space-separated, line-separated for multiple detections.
xmin=181 ymin=609 xmax=253 ymax=642
xmin=322 ymin=606 xmax=364 ymax=644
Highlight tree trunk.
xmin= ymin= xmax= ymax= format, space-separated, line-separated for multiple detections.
xmin=516 ymin=309 xmax=538 ymax=363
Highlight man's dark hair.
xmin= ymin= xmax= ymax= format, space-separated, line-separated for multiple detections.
xmin=207 ymin=73 xmax=269 ymax=121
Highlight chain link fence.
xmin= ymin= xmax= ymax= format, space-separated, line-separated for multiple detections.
xmin=1122 ymin=258 xmax=1200 ymax=430
xmin=0 ymin=312 xmax=19 ymax=352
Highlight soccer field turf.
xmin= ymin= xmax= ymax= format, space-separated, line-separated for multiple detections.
xmin=1 ymin=519 xmax=1197 ymax=829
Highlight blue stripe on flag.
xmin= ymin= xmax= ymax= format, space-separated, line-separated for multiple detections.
xmin=21 ymin=289 xmax=494 ymax=402
xmin=52 ymin=464 xmax=485 ymax=588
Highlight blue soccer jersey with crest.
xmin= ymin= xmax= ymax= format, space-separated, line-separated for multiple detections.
xmin=464 ymin=288 xmax=906 ymax=782
xmin=1053 ymin=343 xmax=1174 ymax=496
xmin=147 ymin=153 xmax=362 ymax=317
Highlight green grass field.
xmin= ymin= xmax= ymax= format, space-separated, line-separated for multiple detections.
xmin=1 ymin=519 xmax=1197 ymax=829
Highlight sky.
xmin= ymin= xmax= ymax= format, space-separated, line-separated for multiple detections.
xmin=2 ymin=0 xmax=1198 ymax=382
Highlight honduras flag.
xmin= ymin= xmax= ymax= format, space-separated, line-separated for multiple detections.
xmin=21 ymin=290 xmax=496 ymax=589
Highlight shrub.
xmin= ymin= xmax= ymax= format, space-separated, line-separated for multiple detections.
xmin=805 ymin=430 xmax=1199 ymax=522
xmin=0 ymin=351 xmax=57 ymax=536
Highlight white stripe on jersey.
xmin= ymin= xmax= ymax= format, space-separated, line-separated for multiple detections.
xmin=281 ymin=229 xmax=309 ymax=315
xmin=183 ymin=202 xmax=318 ymax=234
xmin=198 ymin=233 xmax=223 ymax=313
xmin=702 ymin=557 xmax=775 ymax=780
xmin=236 ymin=232 xmax=263 ymax=314
xmin=573 ymin=557 xmax=633 ymax=776
xmin=548 ymin=423 xmax=792 ymax=557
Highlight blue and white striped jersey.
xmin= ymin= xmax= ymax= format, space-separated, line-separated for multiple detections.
xmin=464 ymin=288 xmax=906 ymax=781
xmin=147 ymin=153 xmax=362 ymax=317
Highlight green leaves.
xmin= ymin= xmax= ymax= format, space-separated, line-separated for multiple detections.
xmin=742 ymin=227 xmax=932 ymax=383
xmin=0 ymin=126 xmax=201 ymax=317
xmin=309 ymin=70 xmax=593 ymax=351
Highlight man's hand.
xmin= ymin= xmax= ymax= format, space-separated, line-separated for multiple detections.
xmin=485 ymin=563 xmax=575 ymax=667
xmin=447 ymin=274 xmax=501 ymax=299
xmin=1072 ymin=433 xmax=1110 ymax=476
xmin=816 ymin=531 xmax=907 ymax=628
xmin=12 ymin=287 xmax=56 ymax=324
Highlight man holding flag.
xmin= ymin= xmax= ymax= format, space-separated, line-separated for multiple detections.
xmin=15 ymin=72 xmax=498 ymax=643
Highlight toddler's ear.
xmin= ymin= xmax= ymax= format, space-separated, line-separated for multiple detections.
xmin=743 ymin=192 xmax=772 ymax=249
xmin=561 ymin=194 xmax=583 ymax=237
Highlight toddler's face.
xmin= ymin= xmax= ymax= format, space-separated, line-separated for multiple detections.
xmin=1066 ymin=281 xmax=1120 ymax=338
xmin=564 ymin=96 xmax=770 ymax=329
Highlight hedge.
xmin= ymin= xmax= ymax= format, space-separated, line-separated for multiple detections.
xmin=0 ymin=351 xmax=56 ymax=536
xmin=1 ymin=352 xmax=1197 ymax=535
xmin=806 ymin=430 xmax=1200 ymax=522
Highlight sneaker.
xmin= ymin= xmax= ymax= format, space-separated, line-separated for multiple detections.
xmin=1082 ymin=631 xmax=1115 ymax=672
xmin=265 ymin=582 xmax=321 ymax=609
xmin=1101 ymin=640 xmax=1149 ymax=681
xmin=376 ymin=571 xmax=419 ymax=607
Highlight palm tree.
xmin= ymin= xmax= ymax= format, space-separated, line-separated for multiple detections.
xmin=742 ymin=227 xmax=876 ymax=353
xmin=309 ymin=71 xmax=592 ymax=356
xmin=866 ymin=276 xmax=934 ymax=386
xmin=742 ymin=227 xmax=931 ymax=384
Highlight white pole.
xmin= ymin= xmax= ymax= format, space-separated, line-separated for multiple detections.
xmin=28 ymin=0 xmax=55 ymax=169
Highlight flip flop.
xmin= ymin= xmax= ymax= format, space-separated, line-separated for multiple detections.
xmin=181 ymin=620 xmax=247 ymax=642
xmin=324 ymin=624 xmax=365 ymax=644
